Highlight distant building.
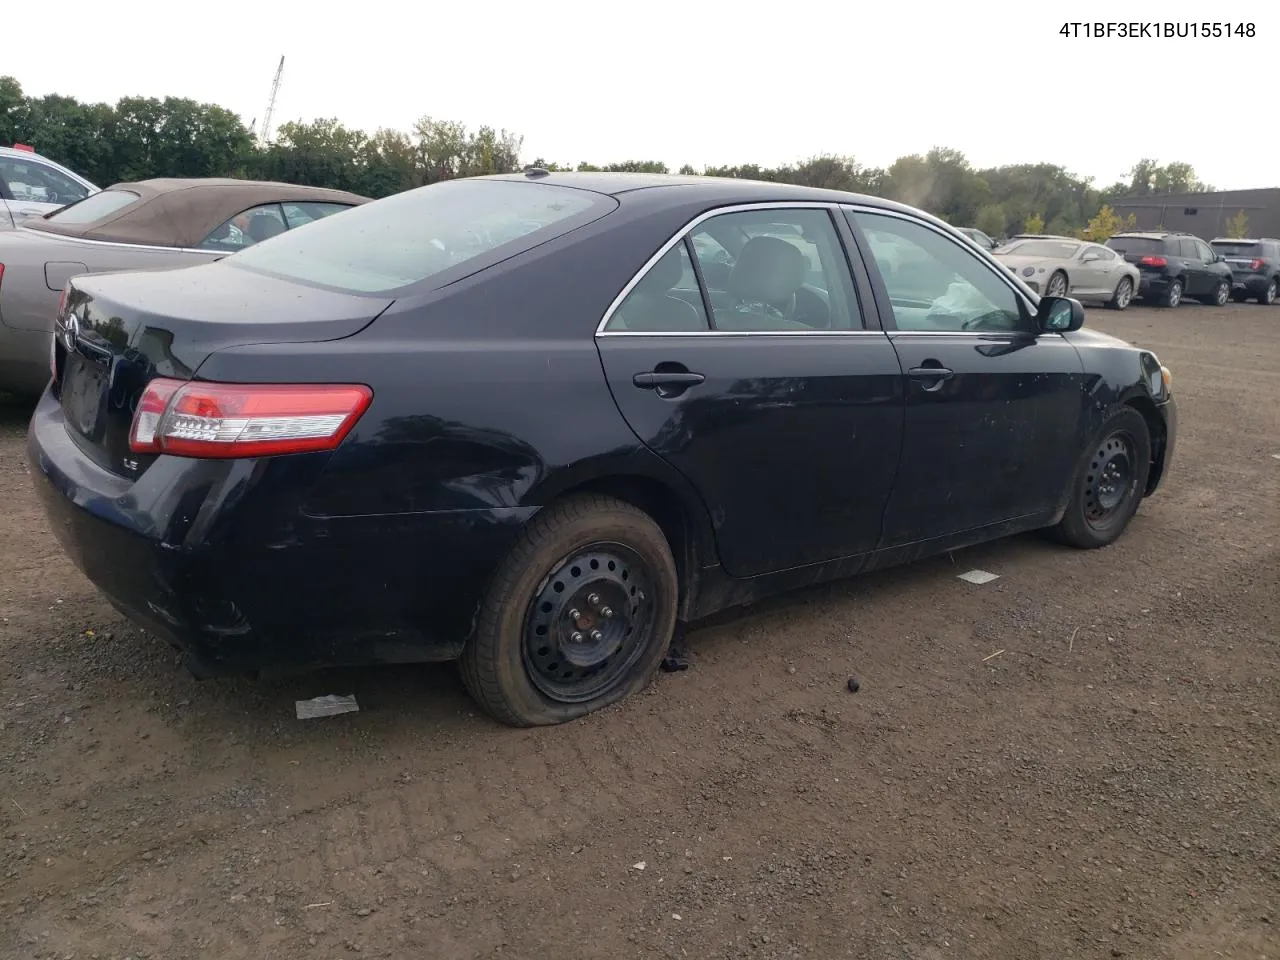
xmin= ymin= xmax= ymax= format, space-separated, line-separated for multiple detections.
xmin=1110 ymin=188 xmax=1280 ymax=239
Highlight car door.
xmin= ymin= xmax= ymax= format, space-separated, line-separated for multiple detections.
xmin=1193 ymin=238 xmax=1224 ymax=295
xmin=594 ymin=204 xmax=906 ymax=579
xmin=0 ymin=155 xmax=93 ymax=224
xmin=1073 ymin=244 xmax=1120 ymax=297
xmin=1176 ymin=237 xmax=1208 ymax=296
xmin=843 ymin=206 xmax=1087 ymax=546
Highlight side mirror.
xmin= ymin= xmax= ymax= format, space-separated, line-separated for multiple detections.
xmin=1037 ymin=295 xmax=1085 ymax=333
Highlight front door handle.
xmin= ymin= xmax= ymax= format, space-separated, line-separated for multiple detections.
xmin=632 ymin=371 xmax=705 ymax=388
xmin=907 ymin=365 xmax=953 ymax=380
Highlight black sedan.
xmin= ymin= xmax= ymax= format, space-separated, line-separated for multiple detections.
xmin=27 ymin=171 xmax=1178 ymax=727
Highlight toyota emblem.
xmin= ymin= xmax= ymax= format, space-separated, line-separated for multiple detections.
xmin=62 ymin=313 xmax=79 ymax=352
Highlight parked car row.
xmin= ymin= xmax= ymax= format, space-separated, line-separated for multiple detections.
xmin=0 ymin=176 xmax=368 ymax=395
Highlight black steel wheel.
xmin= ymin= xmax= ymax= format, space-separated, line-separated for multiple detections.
xmin=522 ymin=544 xmax=657 ymax=704
xmin=460 ymin=494 xmax=678 ymax=726
xmin=1051 ymin=407 xmax=1152 ymax=549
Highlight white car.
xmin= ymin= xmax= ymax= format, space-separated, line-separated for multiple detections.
xmin=0 ymin=145 xmax=99 ymax=229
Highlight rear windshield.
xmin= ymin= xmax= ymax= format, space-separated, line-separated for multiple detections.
xmin=223 ymin=178 xmax=615 ymax=294
xmin=1210 ymin=240 xmax=1264 ymax=256
xmin=43 ymin=189 xmax=139 ymax=224
xmin=1105 ymin=236 xmax=1165 ymax=256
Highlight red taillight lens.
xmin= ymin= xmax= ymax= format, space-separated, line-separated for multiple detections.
xmin=128 ymin=379 xmax=373 ymax=459
xmin=0 ymin=263 xmax=6 ymax=290
xmin=1249 ymin=258 xmax=1264 ymax=270
xmin=1138 ymin=255 xmax=1168 ymax=268
xmin=12 ymin=143 xmax=35 ymax=152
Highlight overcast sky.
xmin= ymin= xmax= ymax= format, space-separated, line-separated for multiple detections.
xmin=9 ymin=0 xmax=1272 ymax=189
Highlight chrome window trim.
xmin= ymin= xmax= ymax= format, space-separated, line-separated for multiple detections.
xmin=594 ymin=201 xmax=871 ymax=338
xmin=15 ymin=226 xmax=225 ymax=256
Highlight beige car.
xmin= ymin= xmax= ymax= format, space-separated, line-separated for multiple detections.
xmin=993 ymin=235 xmax=1140 ymax=309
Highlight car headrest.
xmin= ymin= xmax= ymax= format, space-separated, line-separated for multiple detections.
xmin=638 ymin=246 xmax=685 ymax=294
xmin=729 ymin=236 xmax=806 ymax=303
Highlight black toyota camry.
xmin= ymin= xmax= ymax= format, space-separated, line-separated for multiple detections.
xmin=28 ymin=171 xmax=1177 ymax=727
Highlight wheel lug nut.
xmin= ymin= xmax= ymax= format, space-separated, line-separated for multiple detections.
xmin=590 ymin=629 xmax=603 ymax=642
xmin=570 ymin=631 xmax=584 ymax=643
xmin=587 ymin=593 xmax=601 ymax=607
xmin=600 ymin=606 xmax=613 ymax=619
xmin=568 ymin=608 xmax=581 ymax=621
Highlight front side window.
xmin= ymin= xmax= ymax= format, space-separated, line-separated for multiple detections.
xmin=0 ymin=157 xmax=90 ymax=205
xmin=43 ymin=189 xmax=139 ymax=224
xmin=850 ymin=210 xmax=1029 ymax=333
xmin=201 ymin=203 xmax=288 ymax=251
xmin=224 ymin=178 xmax=613 ymax=295
xmin=688 ymin=208 xmax=863 ymax=331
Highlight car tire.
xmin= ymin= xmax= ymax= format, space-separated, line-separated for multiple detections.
xmin=459 ymin=493 xmax=679 ymax=727
xmin=1046 ymin=271 xmax=1068 ymax=298
xmin=1108 ymin=277 xmax=1134 ymax=310
xmin=1158 ymin=278 xmax=1183 ymax=308
xmin=1051 ymin=407 xmax=1152 ymax=550
xmin=1206 ymin=279 xmax=1230 ymax=306
xmin=1260 ymin=278 xmax=1278 ymax=305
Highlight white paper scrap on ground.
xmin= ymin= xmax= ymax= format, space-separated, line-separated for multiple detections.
xmin=958 ymin=569 xmax=1000 ymax=585
xmin=1272 ymin=453 xmax=1280 ymax=460
xmin=296 ymin=694 xmax=360 ymax=719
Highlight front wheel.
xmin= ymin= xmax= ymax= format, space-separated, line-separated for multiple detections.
xmin=1051 ymin=408 xmax=1152 ymax=549
xmin=1045 ymin=271 xmax=1068 ymax=298
xmin=459 ymin=494 xmax=679 ymax=726
xmin=1108 ymin=277 xmax=1134 ymax=310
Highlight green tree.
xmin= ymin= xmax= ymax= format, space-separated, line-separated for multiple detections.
xmin=1080 ymin=204 xmax=1136 ymax=242
xmin=1024 ymin=212 xmax=1046 ymax=233
xmin=1224 ymin=210 xmax=1250 ymax=239
xmin=975 ymin=204 xmax=1006 ymax=237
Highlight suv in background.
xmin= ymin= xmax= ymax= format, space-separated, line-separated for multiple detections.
xmin=1104 ymin=231 xmax=1234 ymax=308
xmin=957 ymin=227 xmax=997 ymax=251
xmin=1209 ymin=237 xmax=1280 ymax=305
xmin=0 ymin=145 xmax=99 ymax=229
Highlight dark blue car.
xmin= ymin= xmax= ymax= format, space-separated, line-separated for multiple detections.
xmin=27 ymin=171 xmax=1178 ymax=726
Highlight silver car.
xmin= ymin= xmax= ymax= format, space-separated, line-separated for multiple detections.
xmin=0 ymin=177 xmax=369 ymax=395
xmin=993 ymin=236 xmax=1139 ymax=310
xmin=0 ymin=145 xmax=99 ymax=229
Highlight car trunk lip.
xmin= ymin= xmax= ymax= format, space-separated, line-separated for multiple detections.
xmin=52 ymin=264 xmax=394 ymax=479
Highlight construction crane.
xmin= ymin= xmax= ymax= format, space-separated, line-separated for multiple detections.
xmin=258 ymin=56 xmax=285 ymax=144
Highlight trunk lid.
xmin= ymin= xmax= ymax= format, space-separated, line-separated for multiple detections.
xmin=52 ymin=262 xmax=393 ymax=477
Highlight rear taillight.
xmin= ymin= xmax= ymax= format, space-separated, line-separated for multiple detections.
xmin=128 ymin=379 xmax=373 ymax=459
xmin=50 ymin=283 xmax=69 ymax=383
xmin=0 ymin=263 xmax=6 ymax=290
xmin=1249 ymin=258 xmax=1264 ymax=270
xmin=1138 ymin=255 xmax=1168 ymax=268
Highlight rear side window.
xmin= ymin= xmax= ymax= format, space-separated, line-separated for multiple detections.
xmin=282 ymin=201 xmax=353 ymax=229
xmin=224 ymin=179 xmax=615 ymax=294
xmin=43 ymin=189 xmax=139 ymax=224
xmin=1105 ymin=237 xmax=1165 ymax=257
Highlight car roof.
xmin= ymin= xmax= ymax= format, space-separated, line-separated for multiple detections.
xmin=22 ymin=178 xmax=371 ymax=248
xmin=1210 ymin=236 xmax=1277 ymax=243
xmin=1109 ymin=231 xmax=1194 ymax=240
xmin=484 ymin=170 xmax=942 ymax=219
xmin=1010 ymin=234 xmax=1082 ymax=242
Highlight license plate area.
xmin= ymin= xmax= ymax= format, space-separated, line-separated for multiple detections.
xmin=60 ymin=352 xmax=109 ymax=441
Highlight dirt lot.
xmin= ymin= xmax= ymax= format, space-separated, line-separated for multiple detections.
xmin=1 ymin=304 xmax=1277 ymax=960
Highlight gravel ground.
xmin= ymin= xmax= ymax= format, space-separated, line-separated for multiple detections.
xmin=1 ymin=304 xmax=1277 ymax=960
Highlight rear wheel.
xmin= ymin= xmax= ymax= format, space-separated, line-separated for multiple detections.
xmin=1108 ymin=277 xmax=1134 ymax=310
xmin=1260 ymin=278 xmax=1278 ymax=305
xmin=1045 ymin=271 xmax=1068 ymax=298
xmin=1051 ymin=408 xmax=1152 ymax=549
xmin=1207 ymin=279 xmax=1230 ymax=306
xmin=459 ymin=494 xmax=678 ymax=726
xmin=1159 ymin=278 xmax=1183 ymax=308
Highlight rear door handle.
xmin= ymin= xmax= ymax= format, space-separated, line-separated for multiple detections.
xmin=632 ymin=371 xmax=705 ymax=388
xmin=907 ymin=366 xmax=953 ymax=380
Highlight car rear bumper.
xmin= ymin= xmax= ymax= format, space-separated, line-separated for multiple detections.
xmin=1137 ymin=274 xmax=1172 ymax=298
xmin=0 ymin=326 xmax=51 ymax=396
xmin=1230 ymin=274 xmax=1273 ymax=296
xmin=26 ymin=389 xmax=534 ymax=678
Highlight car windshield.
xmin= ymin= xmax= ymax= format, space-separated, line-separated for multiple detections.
xmin=1002 ymin=240 xmax=1080 ymax=258
xmin=1106 ymin=237 xmax=1164 ymax=256
xmin=1211 ymin=240 xmax=1264 ymax=256
xmin=224 ymin=178 xmax=615 ymax=295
